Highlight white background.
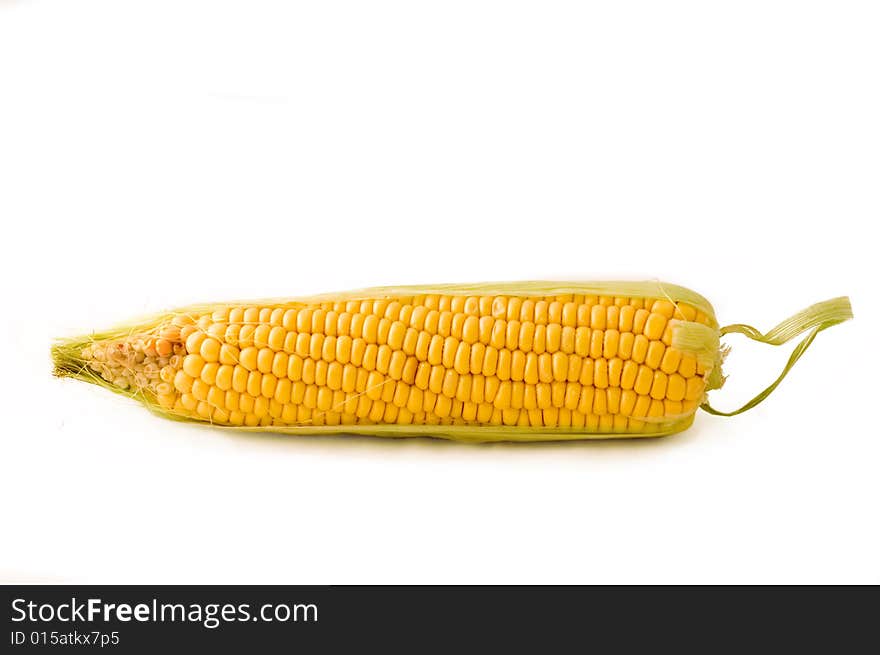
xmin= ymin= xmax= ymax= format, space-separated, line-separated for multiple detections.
xmin=1 ymin=1 xmax=877 ymax=584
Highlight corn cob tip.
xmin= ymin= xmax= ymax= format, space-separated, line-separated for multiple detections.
xmin=51 ymin=315 xmax=189 ymax=409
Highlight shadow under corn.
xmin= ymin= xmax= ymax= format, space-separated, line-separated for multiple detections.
xmin=203 ymin=417 xmax=710 ymax=460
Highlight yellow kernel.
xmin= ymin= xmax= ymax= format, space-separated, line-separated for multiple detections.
xmin=608 ymin=358 xmax=623 ymax=387
xmin=386 ymin=321 xmax=406 ymax=350
xmin=621 ymin=360 xmax=639 ymax=390
xmin=388 ymin=350 xmax=406 ymax=380
xmin=314 ymin=360 xmax=329 ymax=386
xmin=255 ymin=347 xmax=273 ymax=374
xmin=534 ymin=301 xmax=549 ymax=325
xmin=433 ymin=394 xmax=451 ymax=418
xmin=281 ymin=331 xmax=297 ymax=354
xmin=185 ymin=331 xmax=206 ymax=356
xmin=192 ymin=378 xmax=209 ymax=402
xmin=275 ymin=378 xmax=292 ymax=404
xmin=216 ymin=343 xmax=237 ymax=366
xmin=318 ymin=335 xmax=335 ymax=362
xmin=326 ymin=362 xmax=343 ymax=390
xmin=442 ymin=369 xmax=459 ymax=398
xmin=437 ymin=311 xmax=454 ymax=337
xmin=678 ymin=354 xmax=698 ymax=378
xmin=579 ymin=358 xmax=594 ymax=386
xmin=268 ymin=326 xmax=286 ymax=351
xmin=301 ymin=358 xmax=316 ymax=384
xmin=619 ymin=305 xmax=635 ymax=333
xmin=309 ymin=333 xmax=324 ymax=360
xmin=632 ymin=394 xmax=651 ymax=418
xmin=253 ymin=324 xmax=272 ymax=349
xmin=505 ymin=320 xmax=520 ymax=350
xmin=489 ymin=319 xmax=506 ymax=350
xmin=651 ymin=300 xmax=676 ymax=318
xmin=618 ymin=332 xmax=634 ymax=360
xmin=632 ymin=335 xmax=649 ymax=363
xmin=491 ymin=297 xmax=507 ymax=319
xmin=606 ymin=305 xmax=620 ymax=330
xmin=561 ymin=302 xmax=577 ymax=327
xmin=182 ymin=353 xmax=205 ymax=378
xmin=341 ymin=364 xmax=358 ymax=393
xmin=603 ymin=329 xmax=619 ymax=359
xmin=620 ymin=389 xmax=637 ymax=416
xmin=564 ymin=382 xmax=581 ymax=411
xmin=457 ymin=315 xmax=479 ymax=345
xmin=551 ymin=351 xmax=568 ymax=382
xmin=261 ymin=373 xmax=277 ymax=398
xmin=180 ymin=392 xmax=198 ymax=411
xmin=456 ymin=375 xmax=472 ymax=403
xmin=282 ymin=309 xmax=298 ymax=330
xmin=296 ymin=307 xmax=314 ymax=334
xmin=677 ymin=304 xmax=698 ymax=322
xmin=315 ymin=386 xmax=332 ymax=412
xmin=196 ymin=400 xmax=214 ymax=419
xmin=646 ymin=340 xmax=665 ymax=369
xmin=574 ymin=327 xmax=590 ymax=357
xmin=685 ymin=377 xmax=705 ymax=401
xmin=538 ymin=352 xmax=553 ymax=383
xmin=633 ymin=309 xmax=650 ymax=335
xmin=459 ymin=342 xmax=480 ymax=376
xmin=174 ymin=370 xmax=194 ymax=394
xmin=634 ymin=365 xmax=653 ymax=395
xmin=283 ymin=354 xmax=301 ymax=381
xmin=495 ymin=349 xmax=511 ymax=381
xmin=567 ymin=354 xmax=582 ymax=382
xmin=246 ymin=371 xmax=262 ymax=398
xmin=594 ymin=358 xmax=609 ymax=389
xmin=454 ymin=341 xmax=471 ymax=375
xmin=414 ymin=362 xmax=431 ymax=390
xmin=590 ymin=304 xmax=606 ymax=329
xmin=291 ymin=381 xmax=306 ymax=404
xmin=291 ymin=333 xmax=308 ymax=358
xmin=449 ymin=313 xmax=466 ymax=339
xmin=518 ymin=322 xmax=535 ymax=352
xmin=546 ymin=324 xmax=562 ymax=352
xmin=524 ymin=352 xmax=539 ymax=385
xmin=493 ymin=381 xmax=512 ymax=409
xmin=232 ymin=365 xmax=249 ymax=393
xmin=559 ymin=326 xmax=576 ymax=354
xmin=267 ymin=351 xmax=286 ymax=377
xmin=366 ymin=371 xmax=385 ymax=400
xmin=593 ymin=389 xmax=607 ymax=415
xmin=238 ymin=346 xmax=257 ymax=371
xmin=667 ymin=374 xmax=686 ymax=402
xmin=664 ymin=399 xmax=683 ymax=415
xmin=362 ymin=314 xmax=379 ymax=343
xmin=607 ymin=387 xmax=621 ymax=413
xmin=200 ymin=362 xmax=219 ymax=386
xmin=644 ymin=313 xmax=667 ymax=341
xmin=482 ymin=347 xmax=499 ymax=377
xmin=536 ymin=383 xmax=552 ymax=409
xmin=428 ymin=366 xmax=444 ymax=394
xmin=484 ymin=377 xmax=500 ymax=404
xmin=510 ymin=350 xmax=526 ymax=381
xmin=660 ymin=348 xmax=681 ymax=375
xmin=441 ymin=336 xmax=458 ymax=369
xmin=426 ymin=334 xmax=443 ymax=366
xmin=650 ymin=371 xmax=667 ymax=400
xmin=590 ymin=330 xmax=604 ymax=359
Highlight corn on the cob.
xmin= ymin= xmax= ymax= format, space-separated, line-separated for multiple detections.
xmin=52 ymin=281 xmax=852 ymax=442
